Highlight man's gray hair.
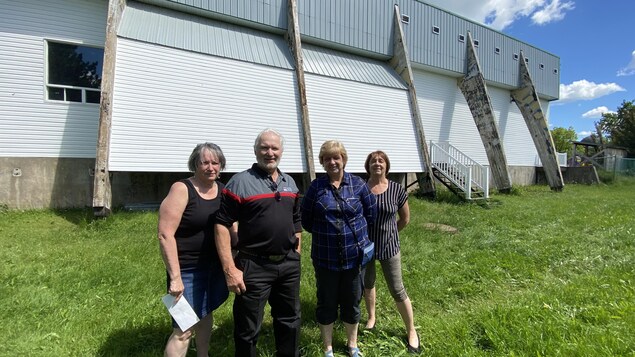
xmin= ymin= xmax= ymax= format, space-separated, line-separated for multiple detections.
xmin=253 ymin=128 xmax=284 ymax=151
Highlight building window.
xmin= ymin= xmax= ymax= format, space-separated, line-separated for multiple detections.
xmin=458 ymin=34 xmax=465 ymax=42
xmin=553 ymin=68 xmax=559 ymax=74
xmin=47 ymin=40 xmax=104 ymax=104
xmin=539 ymin=63 xmax=545 ymax=70
xmin=495 ymin=47 xmax=501 ymax=54
xmin=401 ymin=14 xmax=410 ymax=24
xmin=525 ymin=57 xmax=529 ymax=63
xmin=473 ymin=39 xmax=479 ymax=47
xmin=513 ymin=53 xmax=519 ymax=60
xmin=432 ymin=26 xmax=440 ymax=34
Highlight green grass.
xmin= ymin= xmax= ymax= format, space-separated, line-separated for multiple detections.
xmin=1 ymin=179 xmax=634 ymax=356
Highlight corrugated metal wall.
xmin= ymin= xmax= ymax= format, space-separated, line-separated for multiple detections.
xmin=305 ymin=73 xmax=422 ymax=173
xmin=414 ymin=69 xmax=488 ymax=164
xmin=120 ymin=2 xmax=294 ymax=69
xmin=110 ymin=38 xmax=304 ymax=173
xmin=489 ymin=86 xmax=539 ymax=166
xmin=302 ymin=44 xmax=406 ymax=89
xmin=398 ymin=0 xmax=559 ymax=99
xmin=151 ymin=0 xmax=559 ymax=100
xmin=0 ymin=0 xmax=107 ymax=158
xmin=297 ymin=0 xmax=393 ymax=57
xmin=415 ymin=68 xmax=540 ymax=166
xmin=140 ymin=0 xmax=288 ymax=28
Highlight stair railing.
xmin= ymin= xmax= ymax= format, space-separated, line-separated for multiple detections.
xmin=430 ymin=141 xmax=489 ymax=199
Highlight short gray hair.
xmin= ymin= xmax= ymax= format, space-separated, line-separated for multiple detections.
xmin=253 ymin=128 xmax=284 ymax=151
xmin=188 ymin=142 xmax=226 ymax=172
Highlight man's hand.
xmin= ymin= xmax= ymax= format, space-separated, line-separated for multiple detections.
xmin=224 ymin=266 xmax=246 ymax=295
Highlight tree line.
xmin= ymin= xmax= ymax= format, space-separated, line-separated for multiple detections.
xmin=550 ymin=99 xmax=635 ymax=158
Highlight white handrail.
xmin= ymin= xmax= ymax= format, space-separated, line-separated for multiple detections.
xmin=430 ymin=141 xmax=489 ymax=199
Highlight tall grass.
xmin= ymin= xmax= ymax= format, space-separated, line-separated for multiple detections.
xmin=1 ymin=179 xmax=634 ymax=356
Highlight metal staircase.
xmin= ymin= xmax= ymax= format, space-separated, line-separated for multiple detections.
xmin=429 ymin=142 xmax=489 ymax=200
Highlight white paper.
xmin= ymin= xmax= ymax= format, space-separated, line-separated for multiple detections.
xmin=162 ymin=294 xmax=200 ymax=331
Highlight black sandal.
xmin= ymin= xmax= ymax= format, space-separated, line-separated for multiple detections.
xmin=406 ymin=334 xmax=421 ymax=354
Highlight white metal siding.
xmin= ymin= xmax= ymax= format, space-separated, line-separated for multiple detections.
xmin=415 ymin=69 xmax=540 ymax=167
xmin=0 ymin=0 xmax=107 ymax=158
xmin=489 ymin=86 xmax=539 ymax=166
xmin=302 ymin=44 xmax=406 ymax=89
xmin=305 ymin=73 xmax=422 ymax=173
xmin=119 ymin=1 xmax=294 ymax=70
xmin=111 ymin=38 xmax=304 ymax=173
xmin=414 ymin=69 xmax=488 ymax=164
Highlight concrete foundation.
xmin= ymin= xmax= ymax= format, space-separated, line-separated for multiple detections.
xmin=2 ymin=158 xmax=586 ymax=210
xmin=507 ymin=166 xmax=537 ymax=187
xmin=0 ymin=157 xmax=95 ymax=209
xmin=0 ymin=158 xmax=190 ymax=209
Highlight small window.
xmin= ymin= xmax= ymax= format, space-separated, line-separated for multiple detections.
xmin=47 ymin=40 xmax=103 ymax=104
xmin=473 ymin=39 xmax=479 ymax=47
xmin=553 ymin=68 xmax=559 ymax=74
xmin=539 ymin=63 xmax=545 ymax=70
xmin=432 ymin=26 xmax=440 ymax=35
xmin=495 ymin=47 xmax=501 ymax=54
xmin=513 ymin=53 xmax=519 ymax=60
xmin=401 ymin=14 xmax=410 ymax=24
xmin=525 ymin=57 xmax=529 ymax=63
xmin=458 ymin=34 xmax=465 ymax=42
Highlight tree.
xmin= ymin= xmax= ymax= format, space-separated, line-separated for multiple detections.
xmin=550 ymin=126 xmax=577 ymax=156
xmin=48 ymin=43 xmax=102 ymax=89
xmin=598 ymin=100 xmax=635 ymax=156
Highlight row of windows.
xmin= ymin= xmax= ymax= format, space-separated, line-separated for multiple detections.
xmin=422 ymin=23 xmax=558 ymax=75
xmin=46 ymin=40 xmax=104 ymax=104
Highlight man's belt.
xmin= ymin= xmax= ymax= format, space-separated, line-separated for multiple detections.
xmin=239 ymin=249 xmax=288 ymax=262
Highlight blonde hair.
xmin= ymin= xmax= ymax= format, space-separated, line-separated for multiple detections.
xmin=319 ymin=140 xmax=348 ymax=167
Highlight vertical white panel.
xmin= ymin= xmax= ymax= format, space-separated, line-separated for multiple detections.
xmin=0 ymin=0 xmax=107 ymax=158
xmin=489 ymin=86 xmax=539 ymax=166
xmin=111 ymin=39 xmax=303 ymax=173
xmin=414 ymin=70 xmax=488 ymax=164
xmin=305 ymin=74 xmax=423 ymax=173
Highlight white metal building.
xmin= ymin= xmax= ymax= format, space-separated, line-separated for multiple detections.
xmin=0 ymin=0 xmax=561 ymax=209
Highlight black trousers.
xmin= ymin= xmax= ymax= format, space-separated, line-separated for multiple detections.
xmin=314 ymin=265 xmax=364 ymax=325
xmin=233 ymin=250 xmax=301 ymax=357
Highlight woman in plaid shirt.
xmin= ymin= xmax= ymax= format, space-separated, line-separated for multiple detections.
xmin=301 ymin=140 xmax=377 ymax=357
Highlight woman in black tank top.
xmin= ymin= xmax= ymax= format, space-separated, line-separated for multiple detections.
xmin=158 ymin=143 xmax=235 ymax=356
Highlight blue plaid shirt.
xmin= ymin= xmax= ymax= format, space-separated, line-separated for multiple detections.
xmin=301 ymin=172 xmax=377 ymax=271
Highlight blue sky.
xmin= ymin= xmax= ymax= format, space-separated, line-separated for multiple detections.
xmin=425 ymin=0 xmax=635 ymax=139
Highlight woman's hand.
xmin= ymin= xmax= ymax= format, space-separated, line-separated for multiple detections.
xmin=168 ymin=277 xmax=185 ymax=301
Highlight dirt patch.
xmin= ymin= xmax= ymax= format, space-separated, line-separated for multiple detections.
xmin=422 ymin=223 xmax=458 ymax=234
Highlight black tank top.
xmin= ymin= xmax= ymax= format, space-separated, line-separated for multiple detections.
xmin=175 ymin=179 xmax=223 ymax=268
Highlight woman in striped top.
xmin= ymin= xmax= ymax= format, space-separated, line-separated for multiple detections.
xmin=363 ymin=150 xmax=420 ymax=354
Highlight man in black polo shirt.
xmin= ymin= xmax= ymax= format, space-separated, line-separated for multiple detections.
xmin=215 ymin=128 xmax=302 ymax=357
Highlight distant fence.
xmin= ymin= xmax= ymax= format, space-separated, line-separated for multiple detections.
xmin=614 ymin=157 xmax=635 ymax=175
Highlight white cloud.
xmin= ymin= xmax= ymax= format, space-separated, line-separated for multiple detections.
xmin=617 ymin=50 xmax=635 ymax=77
xmin=531 ymin=0 xmax=575 ymax=25
xmin=577 ymin=130 xmax=592 ymax=138
xmin=582 ymin=106 xmax=615 ymax=119
xmin=423 ymin=0 xmax=574 ymax=30
xmin=558 ymin=80 xmax=626 ymax=103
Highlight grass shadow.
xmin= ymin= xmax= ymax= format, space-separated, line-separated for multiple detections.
xmin=52 ymin=208 xmax=95 ymax=225
xmin=97 ymin=324 xmax=166 ymax=356
xmin=98 ymin=319 xmax=237 ymax=356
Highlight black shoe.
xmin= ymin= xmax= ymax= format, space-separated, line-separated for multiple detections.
xmin=406 ymin=335 xmax=421 ymax=354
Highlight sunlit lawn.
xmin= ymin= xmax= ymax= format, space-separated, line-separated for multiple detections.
xmin=1 ymin=178 xmax=634 ymax=356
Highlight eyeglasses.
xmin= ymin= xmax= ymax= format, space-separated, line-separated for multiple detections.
xmin=270 ymin=182 xmax=281 ymax=202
